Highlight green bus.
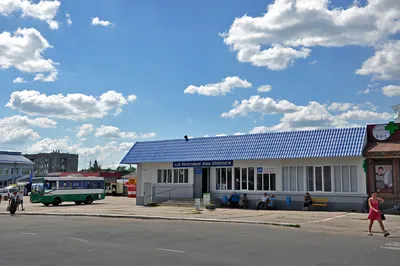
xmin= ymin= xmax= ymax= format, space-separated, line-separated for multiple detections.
xmin=30 ymin=176 xmax=106 ymax=206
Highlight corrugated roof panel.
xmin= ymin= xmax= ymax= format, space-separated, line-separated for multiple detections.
xmin=120 ymin=127 xmax=367 ymax=164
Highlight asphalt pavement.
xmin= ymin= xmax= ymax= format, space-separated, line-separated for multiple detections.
xmin=1 ymin=216 xmax=399 ymax=266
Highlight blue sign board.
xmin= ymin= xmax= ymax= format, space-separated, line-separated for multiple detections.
xmin=173 ymin=160 xmax=233 ymax=168
xmin=195 ymin=168 xmax=203 ymax=174
xmin=257 ymin=167 xmax=263 ymax=174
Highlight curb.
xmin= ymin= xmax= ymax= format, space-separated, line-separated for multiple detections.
xmin=0 ymin=212 xmax=301 ymax=228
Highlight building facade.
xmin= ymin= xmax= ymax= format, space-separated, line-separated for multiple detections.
xmin=121 ymin=127 xmax=368 ymax=211
xmin=24 ymin=151 xmax=79 ymax=176
xmin=0 ymin=151 xmax=35 ymax=188
xmin=364 ymin=122 xmax=400 ymax=203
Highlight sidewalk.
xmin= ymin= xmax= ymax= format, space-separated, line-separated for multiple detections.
xmin=1 ymin=197 xmax=399 ymax=235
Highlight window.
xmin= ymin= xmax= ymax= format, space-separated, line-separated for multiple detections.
xmin=158 ymin=169 xmax=188 ymax=184
xmin=216 ymin=167 xmax=232 ymax=190
xmin=22 ymin=168 xmax=31 ymax=175
xmin=306 ymin=166 xmax=314 ymax=191
xmin=248 ymin=167 xmax=255 ymax=190
xmin=241 ymin=168 xmax=247 ymax=190
xmin=234 ymin=167 xmax=240 ymax=190
xmin=282 ymin=166 xmax=305 ymax=191
xmin=94 ymin=181 xmax=104 ymax=189
xmin=58 ymin=181 xmax=70 ymax=190
xmin=257 ymin=172 xmax=276 ymax=191
xmin=11 ymin=168 xmax=19 ymax=175
xmin=306 ymin=166 xmax=331 ymax=192
xmin=72 ymin=181 xmax=83 ymax=189
xmin=83 ymin=181 xmax=93 ymax=189
xmin=334 ymin=165 xmax=358 ymax=192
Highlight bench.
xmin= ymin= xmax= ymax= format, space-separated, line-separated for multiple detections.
xmin=312 ymin=198 xmax=328 ymax=210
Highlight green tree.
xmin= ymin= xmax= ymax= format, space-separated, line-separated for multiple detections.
xmin=90 ymin=160 xmax=101 ymax=172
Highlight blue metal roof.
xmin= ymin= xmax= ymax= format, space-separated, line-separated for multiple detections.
xmin=0 ymin=154 xmax=35 ymax=165
xmin=120 ymin=127 xmax=366 ymax=164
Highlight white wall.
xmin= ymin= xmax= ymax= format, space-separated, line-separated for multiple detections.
xmin=139 ymin=162 xmax=194 ymax=198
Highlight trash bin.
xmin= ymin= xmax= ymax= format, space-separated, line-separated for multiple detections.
xmin=286 ymin=196 xmax=292 ymax=206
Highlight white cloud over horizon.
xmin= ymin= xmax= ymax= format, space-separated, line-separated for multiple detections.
xmin=91 ymin=17 xmax=113 ymax=27
xmin=95 ymin=125 xmax=156 ymax=140
xmin=184 ymin=76 xmax=252 ymax=96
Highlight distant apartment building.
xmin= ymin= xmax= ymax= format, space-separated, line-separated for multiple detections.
xmin=24 ymin=151 xmax=79 ymax=176
xmin=0 ymin=151 xmax=35 ymax=187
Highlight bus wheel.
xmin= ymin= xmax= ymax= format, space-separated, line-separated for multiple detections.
xmin=85 ymin=196 xmax=93 ymax=205
xmin=43 ymin=203 xmax=49 ymax=206
xmin=53 ymin=198 xmax=61 ymax=206
xmin=74 ymin=201 xmax=82 ymax=205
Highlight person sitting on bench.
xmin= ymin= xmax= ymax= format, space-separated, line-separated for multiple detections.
xmin=239 ymin=193 xmax=249 ymax=209
xmin=256 ymin=193 xmax=269 ymax=210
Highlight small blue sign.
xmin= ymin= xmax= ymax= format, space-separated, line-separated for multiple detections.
xmin=195 ymin=168 xmax=203 ymax=174
xmin=257 ymin=167 xmax=263 ymax=174
xmin=173 ymin=160 xmax=233 ymax=168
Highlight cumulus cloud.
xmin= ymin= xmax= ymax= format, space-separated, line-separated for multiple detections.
xmin=184 ymin=76 xmax=252 ymax=96
xmin=0 ymin=0 xmax=61 ymax=30
xmin=221 ymin=0 xmax=400 ymax=71
xmin=127 ymin=95 xmax=137 ymax=102
xmin=337 ymin=110 xmax=392 ymax=121
xmin=66 ymin=12 xmax=72 ymax=25
xmin=0 ymin=127 xmax=39 ymax=144
xmin=95 ymin=125 xmax=156 ymax=139
xmin=6 ymin=90 xmax=136 ymax=120
xmin=13 ymin=77 xmax=27 ymax=83
xmin=76 ymin=124 xmax=94 ymax=138
xmin=382 ymin=85 xmax=400 ymax=97
xmin=257 ymin=85 xmax=272 ymax=93
xmin=0 ymin=115 xmax=57 ymax=128
xmin=221 ymin=95 xmax=300 ymax=118
xmin=328 ymin=102 xmax=354 ymax=112
xmin=0 ymin=28 xmax=57 ymax=75
xmin=357 ymin=41 xmax=400 ymax=80
xmin=34 ymin=71 xmax=58 ymax=82
xmin=91 ymin=17 xmax=113 ymax=27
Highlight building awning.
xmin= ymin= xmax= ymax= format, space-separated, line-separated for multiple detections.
xmin=364 ymin=142 xmax=400 ymax=156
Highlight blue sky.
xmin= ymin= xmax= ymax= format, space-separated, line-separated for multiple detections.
xmin=0 ymin=0 xmax=399 ymax=169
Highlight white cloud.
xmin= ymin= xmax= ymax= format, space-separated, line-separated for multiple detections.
xmin=26 ymin=138 xmax=134 ymax=169
xmin=0 ymin=127 xmax=39 ymax=144
xmin=234 ymin=132 xmax=246 ymax=135
xmin=66 ymin=12 xmax=72 ymax=25
xmin=357 ymin=41 xmax=400 ymax=80
xmin=0 ymin=0 xmax=61 ymax=30
xmin=337 ymin=110 xmax=393 ymax=121
xmin=6 ymin=90 xmax=136 ymax=120
xmin=328 ymin=102 xmax=354 ymax=112
xmin=215 ymin=134 xmax=227 ymax=137
xmin=0 ymin=28 xmax=57 ymax=75
xmin=0 ymin=115 xmax=57 ymax=128
xmin=221 ymin=95 xmax=300 ymax=118
xmin=76 ymin=124 xmax=94 ymax=138
xmin=127 ymin=95 xmax=137 ymax=102
xmin=221 ymin=0 xmax=400 ymax=70
xmin=95 ymin=125 xmax=156 ymax=139
xmin=184 ymin=76 xmax=252 ymax=96
xmin=91 ymin=17 xmax=113 ymax=27
xmin=309 ymin=60 xmax=318 ymax=65
xmin=13 ymin=77 xmax=27 ymax=83
xmin=382 ymin=85 xmax=400 ymax=97
xmin=34 ymin=72 xmax=58 ymax=82
xmin=257 ymin=85 xmax=272 ymax=93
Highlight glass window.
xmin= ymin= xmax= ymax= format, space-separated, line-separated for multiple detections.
xmin=297 ymin=166 xmax=304 ymax=191
xmin=234 ymin=167 xmax=240 ymax=190
xmin=248 ymin=167 xmax=255 ymax=190
xmin=83 ymin=181 xmax=93 ymax=189
xmin=282 ymin=167 xmax=289 ymax=191
xmin=167 ymin=169 xmax=172 ymax=183
xmin=227 ymin=168 xmax=232 ymax=190
xmin=342 ymin=166 xmax=350 ymax=192
xmin=216 ymin=168 xmax=221 ymax=190
xmin=241 ymin=168 xmax=247 ymax=190
xmin=334 ymin=166 xmax=341 ymax=192
xmin=270 ymin=173 xmax=276 ymax=191
xmin=315 ymin=167 xmax=323 ymax=191
xmin=174 ymin=169 xmax=179 ymax=183
xmin=290 ymin=166 xmax=297 ymax=191
xmin=221 ymin=168 xmax=227 ymax=190
xmin=257 ymin=173 xmax=262 ymax=190
xmin=263 ymin=173 xmax=269 ymax=190
xmin=163 ymin=170 xmax=167 ymax=183
xmin=323 ymin=166 xmax=332 ymax=192
xmin=157 ymin=170 xmax=162 ymax=183
xmin=306 ymin=166 xmax=314 ymax=191
xmin=350 ymin=166 xmax=358 ymax=192
xmin=179 ymin=169 xmax=184 ymax=183
xmin=95 ymin=181 xmax=104 ymax=189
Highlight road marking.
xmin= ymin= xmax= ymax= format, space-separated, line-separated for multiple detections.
xmin=381 ymin=242 xmax=400 ymax=251
xmin=20 ymin=233 xmax=37 ymax=236
xmin=69 ymin=237 xmax=89 ymax=243
xmin=157 ymin=248 xmax=186 ymax=254
xmin=301 ymin=213 xmax=352 ymax=224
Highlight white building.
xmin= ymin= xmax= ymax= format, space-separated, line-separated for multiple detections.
xmin=120 ymin=127 xmax=367 ymax=210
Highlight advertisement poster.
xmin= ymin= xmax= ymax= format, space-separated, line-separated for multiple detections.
xmin=375 ymin=165 xmax=393 ymax=193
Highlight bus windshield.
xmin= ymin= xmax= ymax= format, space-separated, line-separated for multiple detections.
xmin=31 ymin=183 xmax=44 ymax=193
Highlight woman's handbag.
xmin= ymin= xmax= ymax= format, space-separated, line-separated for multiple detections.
xmin=6 ymin=205 xmax=10 ymax=211
xmin=381 ymin=213 xmax=386 ymax=220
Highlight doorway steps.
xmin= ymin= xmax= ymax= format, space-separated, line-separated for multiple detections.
xmin=161 ymin=198 xmax=195 ymax=207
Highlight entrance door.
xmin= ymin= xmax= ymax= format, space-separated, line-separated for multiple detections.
xmin=143 ymin=182 xmax=152 ymax=205
xmin=202 ymin=168 xmax=209 ymax=194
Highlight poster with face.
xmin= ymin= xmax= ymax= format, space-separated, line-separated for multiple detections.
xmin=375 ymin=165 xmax=393 ymax=193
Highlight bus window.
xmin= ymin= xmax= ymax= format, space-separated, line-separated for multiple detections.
xmin=45 ymin=181 xmax=57 ymax=190
xmin=72 ymin=181 xmax=83 ymax=189
xmin=94 ymin=181 xmax=104 ymax=189
xmin=83 ymin=181 xmax=93 ymax=189
xmin=59 ymin=181 xmax=70 ymax=190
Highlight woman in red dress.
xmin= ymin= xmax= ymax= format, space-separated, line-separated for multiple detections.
xmin=368 ymin=192 xmax=390 ymax=237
